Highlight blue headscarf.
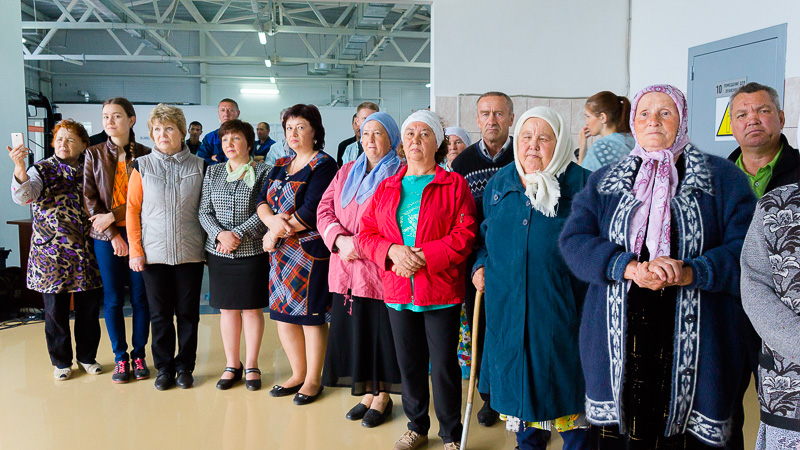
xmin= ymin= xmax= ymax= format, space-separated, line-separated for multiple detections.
xmin=340 ymin=112 xmax=402 ymax=208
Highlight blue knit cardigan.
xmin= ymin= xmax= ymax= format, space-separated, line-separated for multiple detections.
xmin=559 ymin=145 xmax=756 ymax=447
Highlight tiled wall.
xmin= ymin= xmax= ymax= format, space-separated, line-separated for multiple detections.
xmin=436 ymin=76 xmax=800 ymax=150
xmin=435 ymin=95 xmax=593 ymax=150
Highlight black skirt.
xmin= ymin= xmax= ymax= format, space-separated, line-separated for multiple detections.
xmin=322 ymin=293 xmax=402 ymax=396
xmin=208 ymin=253 xmax=269 ymax=310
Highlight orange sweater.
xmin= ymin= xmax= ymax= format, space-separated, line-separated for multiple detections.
xmin=125 ymin=168 xmax=145 ymax=259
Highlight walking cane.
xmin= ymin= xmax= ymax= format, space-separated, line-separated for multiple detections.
xmin=460 ymin=290 xmax=483 ymax=448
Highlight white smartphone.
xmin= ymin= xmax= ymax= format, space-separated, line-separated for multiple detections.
xmin=10 ymin=133 xmax=24 ymax=149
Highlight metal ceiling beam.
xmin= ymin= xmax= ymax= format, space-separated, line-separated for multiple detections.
xmin=32 ymin=0 xmax=80 ymax=56
xmin=20 ymin=21 xmax=430 ymax=39
xmin=23 ymin=54 xmax=430 ymax=68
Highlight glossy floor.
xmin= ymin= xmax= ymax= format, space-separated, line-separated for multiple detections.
xmin=0 ymin=316 xmax=758 ymax=449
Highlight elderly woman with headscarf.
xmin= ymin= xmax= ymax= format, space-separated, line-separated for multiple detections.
xmin=442 ymin=127 xmax=471 ymax=171
xmin=559 ymin=85 xmax=756 ymax=448
xmin=360 ymin=110 xmax=477 ymax=450
xmin=472 ymin=106 xmax=590 ymax=449
xmin=318 ymin=112 xmax=403 ymax=428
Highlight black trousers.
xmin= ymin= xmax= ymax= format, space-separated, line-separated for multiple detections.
xmin=387 ymin=305 xmax=462 ymax=443
xmin=42 ymin=289 xmax=102 ymax=368
xmin=142 ymin=263 xmax=203 ymax=374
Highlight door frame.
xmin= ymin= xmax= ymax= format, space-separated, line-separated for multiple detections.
xmin=687 ymin=23 xmax=787 ymax=138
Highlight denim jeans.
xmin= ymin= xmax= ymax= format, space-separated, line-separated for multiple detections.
xmin=94 ymin=229 xmax=149 ymax=362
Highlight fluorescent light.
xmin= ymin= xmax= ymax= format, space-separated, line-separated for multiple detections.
xmin=269 ymin=77 xmax=276 ymax=84
xmin=240 ymin=88 xmax=280 ymax=95
xmin=264 ymin=58 xmax=272 ymax=68
xmin=21 ymin=38 xmax=27 ymax=44
xmin=258 ymin=32 xmax=267 ymax=45
xmin=425 ymin=83 xmax=431 ymax=88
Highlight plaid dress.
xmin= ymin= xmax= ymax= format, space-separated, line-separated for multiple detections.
xmin=260 ymin=152 xmax=337 ymax=325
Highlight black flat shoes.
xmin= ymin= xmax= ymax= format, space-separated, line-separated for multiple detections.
xmin=245 ymin=368 xmax=261 ymax=391
xmin=362 ymin=399 xmax=393 ymax=428
xmin=269 ymin=382 xmax=303 ymax=397
xmin=346 ymin=403 xmax=369 ymax=420
xmin=293 ymin=386 xmax=324 ymax=405
xmin=216 ymin=362 xmax=243 ymax=390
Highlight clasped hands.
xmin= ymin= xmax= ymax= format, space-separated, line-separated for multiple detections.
xmin=262 ymin=213 xmax=294 ymax=253
xmin=387 ymin=244 xmax=426 ymax=278
xmin=624 ymin=256 xmax=693 ymax=290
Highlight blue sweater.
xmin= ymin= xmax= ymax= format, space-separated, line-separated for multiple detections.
xmin=559 ymin=145 xmax=756 ymax=446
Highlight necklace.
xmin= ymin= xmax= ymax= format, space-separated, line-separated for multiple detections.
xmin=287 ymin=151 xmax=317 ymax=176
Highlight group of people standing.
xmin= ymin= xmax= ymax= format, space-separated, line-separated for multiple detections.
xmin=7 ymin=80 xmax=800 ymax=450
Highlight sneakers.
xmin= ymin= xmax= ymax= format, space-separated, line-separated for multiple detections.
xmin=112 ymin=360 xmax=130 ymax=384
xmin=53 ymin=366 xmax=72 ymax=381
xmin=393 ymin=431 xmax=428 ymax=450
xmin=132 ymin=358 xmax=150 ymax=380
xmin=79 ymin=361 xmax=103 ymax=375
xmin=443 ymin=443 xmax=461 ymax=450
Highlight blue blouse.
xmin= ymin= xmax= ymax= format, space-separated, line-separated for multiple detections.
xmin=581 ymin=132 xmax=635 ymax=172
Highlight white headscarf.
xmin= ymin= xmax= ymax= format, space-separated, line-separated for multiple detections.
xmin=444 ymin=126 xmax=472 ymax=147
xmin=401 ymin=110 xmax=445 ymax=148
xmin=512 ymin=106 xmax=575 ymax=218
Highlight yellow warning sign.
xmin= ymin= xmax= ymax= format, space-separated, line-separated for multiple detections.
xmin=717 ymin=102 xmax=732 ymax=137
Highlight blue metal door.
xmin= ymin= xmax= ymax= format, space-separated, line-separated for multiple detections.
xmin=687 ymin=24 xmax=786 ymax=158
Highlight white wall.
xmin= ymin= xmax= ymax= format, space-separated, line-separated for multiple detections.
xmin=0 ymin=2 xmax=34 ymax=266
xmin=629 ymin=1 xmax=800 ymax=94
xmin=431 ymin=0 xmax=630 ymax=100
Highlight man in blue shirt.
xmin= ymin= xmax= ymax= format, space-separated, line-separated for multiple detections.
xmin=197 ymin=98 xmax=239 ymax=164
xmin=254 ymin=122 xmax=276 ymax=161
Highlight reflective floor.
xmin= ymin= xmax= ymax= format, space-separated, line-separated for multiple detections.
xmin=0 ymin=315 xmax=758 ymax=449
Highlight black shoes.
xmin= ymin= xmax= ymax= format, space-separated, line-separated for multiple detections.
xmin=112 ymin=360 xmax=130 ymax=384
xmin=477 ymin=402 xmax=499 ymax=427
xmin=176 ymin=370 xmax=193 ymax=389
xmin=216 ymin=363 xmax=243 ymax=390
xmin=346 ymin=403 xmax=370 ymax=421
xmin=132 ymin=358 xmax=150 ymax=380
xmin=269 ymin=383 xmax=303 ymax=397
xmin=154 ymin=370 xmax=175 ymax=391
xmin=245 ymin=368 xmax=261 ymax=391
xmin=293 ymin=386 xmax=324 ymax=405
xmin=362 ymin=399 xmax=393 ymax=428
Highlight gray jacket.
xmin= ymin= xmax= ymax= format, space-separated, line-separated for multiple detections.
xmin=741 ymin=183 xmax=800 ymax=431
xmin=134 ymin=145 xmax=206 ymax=265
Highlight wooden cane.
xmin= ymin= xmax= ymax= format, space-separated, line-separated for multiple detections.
xmin=460 ymin=290 xmax=483 ymax=448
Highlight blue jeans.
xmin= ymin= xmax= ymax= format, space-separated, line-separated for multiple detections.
xmin=94 ymin=230 xmax=149 ymax=362
xmin=516 ymin=427 xmax=589 ymax=450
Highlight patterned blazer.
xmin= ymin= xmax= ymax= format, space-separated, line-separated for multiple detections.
xmin=199 ymin=162 xmax=270 ymax=259
xmin=560 ymin=145 xmax=757 ymax=446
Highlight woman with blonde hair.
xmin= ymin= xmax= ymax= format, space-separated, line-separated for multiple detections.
xmin=127 ymin=104 xmax=206 ymax=391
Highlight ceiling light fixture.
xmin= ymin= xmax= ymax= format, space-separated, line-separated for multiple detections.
xmin=269 ymin=77 xmax=276 ymax=84
xmin=264 ymin=58 xmax=272 ymax=68
xmin=240 ymin=88 xmax=280 ymax=95
xmin=425 ymin=83 xmax=431 ymax=88
xmin=258 ymin=32 xmax=267 ymax=45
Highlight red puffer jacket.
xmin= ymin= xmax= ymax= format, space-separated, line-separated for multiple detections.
xmin=359 ymin=165 xmax=477 ymax=306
